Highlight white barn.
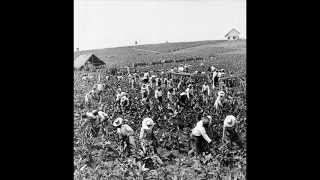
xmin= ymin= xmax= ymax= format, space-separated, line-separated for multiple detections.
xmin=225 ymin=28 xmax=240 ymax=40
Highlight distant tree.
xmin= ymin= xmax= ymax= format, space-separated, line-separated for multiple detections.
xmin=135 ymin=41 xmax=138 ymax=46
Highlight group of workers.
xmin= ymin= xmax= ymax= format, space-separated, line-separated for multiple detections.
xmin=80 ymin=64 xmax=244 ymax=158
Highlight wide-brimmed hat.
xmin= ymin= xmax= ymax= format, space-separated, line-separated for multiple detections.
xmin=224 ymin=115 xmax=236 ymax=127
xmin=113 ymin=117 xmax=123 ymax=127
xmin=143 ymin=118 xmax=155 ymax=128
xmin=86 ymin=112 xmax=95 ymax=118
xmin=218 ymin=91 xmax=225 ymax=97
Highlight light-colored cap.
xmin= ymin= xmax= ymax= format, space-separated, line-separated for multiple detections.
xmin=224 ymin=115 xmax=236 ymax=127
xmin=113 ymin=117 xmax=123 ymax=127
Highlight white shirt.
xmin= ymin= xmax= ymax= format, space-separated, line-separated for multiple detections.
xmin=120 ymin=96 xmax=129 ymax=104
xmin=202 ymin=85 xmax=210 ymax=96
xmin=141 ymin=86 xmax=150 ymax=96
xmin=117 ymin=124 xmax=134 ymax=136
xmin=116 ymin=92 xmax=125 ymax=101
xmin=97 ymin=111 xmax=107 ymax=120
xmin=212 ymin=71 xmax=218 ymax=79
xmin=140 ymin=118 xmax=154 ymax=140
xmin=167 ymin=91 xmax=172 ymax=100
xmin=185 ymin=88 xmax=191 ymax=98
xmin=214 ymin=96 xmax=223 ymax=109
xmin=191 ymin=120 xmax=212 ymax=143
xmin=96 ymin=84 xmax=104 ymax=91
xmin=155 ymin=89 xmax=162 ymax=98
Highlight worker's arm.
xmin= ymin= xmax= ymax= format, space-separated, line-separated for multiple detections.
xmin=139 ymin=128 xmax=145 ymax=140
xmin=125 ymin=125 xmax=134 ymax=136
xmin=200 ymin=127 xmax=212 ymax=143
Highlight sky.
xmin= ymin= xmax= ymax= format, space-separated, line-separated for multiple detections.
xmin=74 ymin=0 xmax=246 ymax=51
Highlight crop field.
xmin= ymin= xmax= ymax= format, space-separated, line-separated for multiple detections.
xmin=74 ymin=40 xmax=246 ymax=179
xmin=74 ymin=40 xmax=246 ymax=68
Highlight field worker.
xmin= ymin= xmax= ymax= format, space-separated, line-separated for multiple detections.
xmin=154 ymin=87 xmax=163 ymax=103
xmin=178 ymin=66 xmax=184 ymax=72
xmin=177 ymin=78 xmax=183 ymax=90
xmin=222 ymin=115 xmax=242 ymax=149
xmin=140 ymin=118 xmax=158 ymax=155
xmin=202 ymin=82 xmax=210 ymax=104
xmin=186 ymin=84 xmax=194 ymax=99
xmin=167 ymin=88 xmax=174 ymax=103
xmin=193 ymin=102 xmax=204 ymax=121
xmin=166 ymin=103 xmax=176 ymax=117
xmin=212 ymin=69 xmax=219 ymax=89
xmin=115 ymin=88 xmax=123 ymax=104
xmin=128 ymin=74 xmax=135 ymax=89
xmin=144 ymin=72 xmax=149 ymax=79
xmin=210 ymin=65 xmax=216 ymax=72
xmin=179 ymin=90 xmax=189 ymax=107
xmin=85 ymin=111 xmax=102 ymax=138
xmin=188 ymin=116 xmax=213 ymax=156
xmin=214 ymin=91 xmax=225 ymax=110
xmin=113 ymin=117 xmax=136 ymax=156
xmin=95 ymin=83 xmax=104 ymax=94
xmin=157 ymin=77 xmax=162 ymax=87
xmin=167 ymin=78 xmax=173 ymax=89
xmin=85 ymin=90 xmax=95 ymax=106
xmin=141 ymin=75 xmax=149 ymax=85
xmin=120 ymin=94 xmax=130 ymax=112
xmin=128 ymin=73 xmax=133 ymax=82
xmin=95 ymin=106 xmax=108 ymax=121
xmin=141 ymin=84 xmax=149 ymax=100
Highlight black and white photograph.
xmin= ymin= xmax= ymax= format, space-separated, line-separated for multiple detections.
xmin=74 ymin=0 xmax=246 ymax=179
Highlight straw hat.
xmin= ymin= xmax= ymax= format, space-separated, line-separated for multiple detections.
xmin=86 ymin=112 xmax=95 ymax=118
xmin=143 ymin=118 xmax=155 ymax=128
xmin=218 ymin=91 xmax=225 ymax=97
xmin=113 ymin=117 xmax=123 ymax=127
xmin=224 ymin=115 xmax=236 ymax=128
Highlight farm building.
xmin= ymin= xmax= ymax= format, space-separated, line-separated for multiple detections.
xmin=225 ymin=28 xmax=240 ymax=40
xmin=74 ymin=53 xmax=105 ymax=70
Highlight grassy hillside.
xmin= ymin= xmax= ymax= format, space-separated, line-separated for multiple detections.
xmin=74 ymin=39 xmax=246 ymax=73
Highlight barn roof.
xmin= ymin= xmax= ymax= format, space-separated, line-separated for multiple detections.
xmin=225 ymin=28 xmax=240 ymax=37
xmin=74 ymin=53 xmax=105 ymax=69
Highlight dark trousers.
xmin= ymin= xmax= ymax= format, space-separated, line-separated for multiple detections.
xmin=190 ymin=135 xmax=209 ymax=155
xmin=226 ymin=128 xmax=243 ymax=149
